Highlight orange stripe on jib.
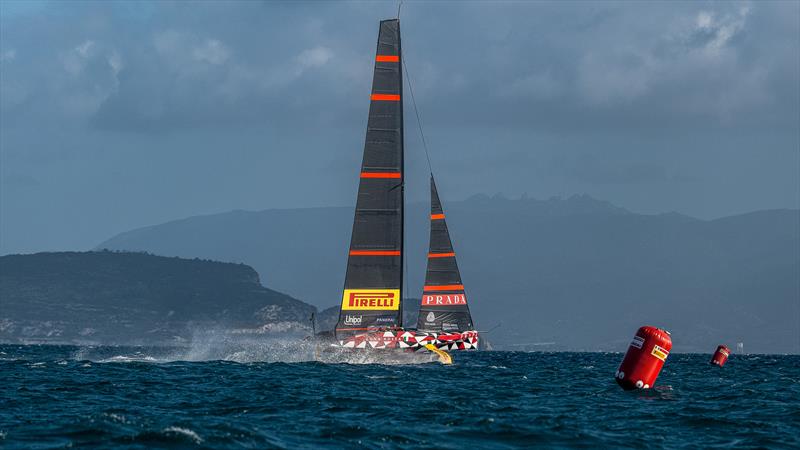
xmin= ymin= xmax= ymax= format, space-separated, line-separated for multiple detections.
xmin=428 ymin=252 xmax=455 ymax=258
xmin=360 ymin=172 xmax=401 ymax=179
xmin=371 ymin=94 xmax=401 ymax=101
xmin=430 ymin=214 xmax=445 ymax=220
xmin=349 ymin=250 xmax=401 ymax=256
xmin=423 ymin=284 xmax=465 ymax=291
xmin=376 ymin=55 xmax=399 ymax=62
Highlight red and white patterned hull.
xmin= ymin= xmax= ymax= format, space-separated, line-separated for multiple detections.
xmin=335 ymin=329 xmax=479 ymax=351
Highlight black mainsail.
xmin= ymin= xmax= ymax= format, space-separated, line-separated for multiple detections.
xmin=335 ymin=19 xmax=404 ymax=338
xmin=417 ymin=176 xmax=474 ymax=332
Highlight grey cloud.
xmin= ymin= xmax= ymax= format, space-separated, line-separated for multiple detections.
xmin=0 ymin=1 xmax=797 ymax=254
xmin=2 ymin=1 xmax=796 ymax=134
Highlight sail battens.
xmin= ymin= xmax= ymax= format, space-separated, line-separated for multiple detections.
xmin=354 ymin=209 xmax=399 ymax=213
xmin=360 ymin=172 xmax=401 ymax=178
xmin=424 ymin=284 xmax=465 ymax=291
xmin=428 ymin=252 xmax=455 ymax=258
xmin=336 ymin=19 xmax=404 ymax=338
xmin=373 ymin=67 xmax=397 ymax=74
xmin=371 ymin=94 xmax=401 ymax=101
xmin=349 ymin=250 xmax=401 ymax=256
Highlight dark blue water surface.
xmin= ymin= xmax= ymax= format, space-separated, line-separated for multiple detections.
xmin=1 ymin=344 xmax=798 ymax=449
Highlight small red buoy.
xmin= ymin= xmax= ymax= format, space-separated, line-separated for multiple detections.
xmin=615 ymin=326 xmax=672 ymax=390
xmin=710 ymin=345 xmax=730 ymax=367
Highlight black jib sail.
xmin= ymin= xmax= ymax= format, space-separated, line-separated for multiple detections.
xmin=335 ymin=19 xmax=404 ymax=338
xmin=417 ymin=176 xmax=474 ymax=332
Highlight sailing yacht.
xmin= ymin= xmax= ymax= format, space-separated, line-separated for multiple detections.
xmin=328 ymin=18 xmax=478 ymax=354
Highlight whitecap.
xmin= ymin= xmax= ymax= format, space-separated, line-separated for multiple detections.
xmin=99 ymin=355 xmax=159 ymax=363
xmin=103 ymin=413 xmax=127 ymax=423
xmin=162 ymin=426 xmax=203 ymax=444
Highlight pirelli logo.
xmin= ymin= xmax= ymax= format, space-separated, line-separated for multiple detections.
xmin=341 ymin=289 xmax=400 ymax=311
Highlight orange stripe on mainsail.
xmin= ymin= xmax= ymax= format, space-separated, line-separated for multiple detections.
xmin=349 ymin=250 xmax=401 ymax=256
xmin=360 ymin=172 xmax=401 ymax=179
xmin=375 ymin=55 xmax=399 ymax=62
xmin=428 ymin=252 xmax=455 ymax=258
xmin=423 ymin=284 xmax=465 ymax=291
xmin=371 ymin=94 xmax=401 ymax=101
xmin=430 ymin=214 xmax=445 ymax=220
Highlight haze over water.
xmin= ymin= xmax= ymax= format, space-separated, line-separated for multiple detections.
xmin=2 ymin=345 xmax=798 ymax=448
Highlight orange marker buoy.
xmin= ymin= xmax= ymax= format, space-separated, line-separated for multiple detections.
xmin=710 ymin=345 xmax=730 ymax=367
xmin=615 ymin=326 xmax=672 ymax=390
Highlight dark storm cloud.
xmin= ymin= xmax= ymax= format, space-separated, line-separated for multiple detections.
xmin=1 ymin=1 xmax=371 ymax=132
xmin=0 ymin=1 xmax=798 ymax=254
xmin=4 ymin=1 xmax=796 ymax=134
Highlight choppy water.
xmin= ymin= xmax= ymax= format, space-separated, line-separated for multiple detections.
xmin=1 ymin=344 xmax=798 ymax=449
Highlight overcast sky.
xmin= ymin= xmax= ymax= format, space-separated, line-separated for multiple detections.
xmin=1 ymin=0 xmax=798 ymax=255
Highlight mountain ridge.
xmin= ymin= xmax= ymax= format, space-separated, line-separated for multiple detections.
xmin=93 ymin=196 xmax=800 ymax=353
xmin=0 ymin=251 xmax=316 ymax=345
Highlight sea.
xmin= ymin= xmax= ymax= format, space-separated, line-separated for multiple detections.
xmin=1 ymin=343 xmax=798 ymax=449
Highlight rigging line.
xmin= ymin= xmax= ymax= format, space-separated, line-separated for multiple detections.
xmin=398 ymin=0 xmax=406 ymax=327
xmin=402 ymin=54 xmax=434 ymax=176
xmin=403 ymin=239 xmax=408 ymax=327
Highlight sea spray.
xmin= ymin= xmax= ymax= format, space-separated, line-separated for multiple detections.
xmin=177 ymin=328 xmax=317 ymax=363
xmin=70 ymin=329 xmax=441 ymax=365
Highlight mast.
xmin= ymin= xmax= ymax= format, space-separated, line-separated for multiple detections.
xmin=398 ymin=19 xmax=405 ymax=329
xmin=417 ymin=176 xmax=474 ymax=332
xmin=336 ymin=19 xmax=404 ymax=338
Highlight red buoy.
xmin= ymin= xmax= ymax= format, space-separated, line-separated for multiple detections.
xmin=615 ymin=326 xmax=672 ymax=390
xmin=710 ymin=345 xmax=730 ymax=367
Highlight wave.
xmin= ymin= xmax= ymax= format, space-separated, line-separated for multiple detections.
xmin=3 ymin=347 xmax=799 ymax=448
